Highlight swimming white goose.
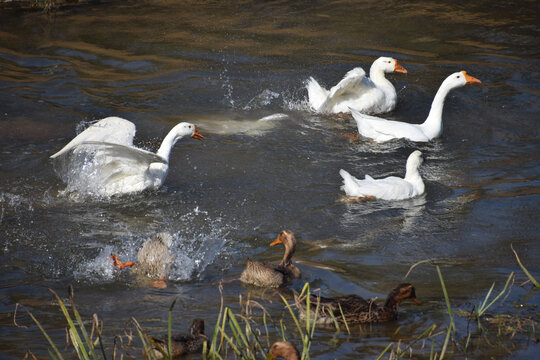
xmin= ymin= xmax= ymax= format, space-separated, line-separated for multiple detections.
xmin=306 ymin=57 xmax=407 ymax=114
xmin=350 ymin=71 xmax=481 ymax=142
xmin=50 ymin=117 xmax=203 ymax=197
xmin=339 ymin=150 xmax=424 ymax=201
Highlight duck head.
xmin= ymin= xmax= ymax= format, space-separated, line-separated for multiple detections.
xmin=270 ymin=230 xmax=297 ymax=264
xmin=152 ymin=232 xmax=174 ymax=248
xmin=268 ymin=341 xmax=299 ymax=360
xmin=372 ymin=56 xmax=408 ymax=74
xmin=385 ymin=283 xmax=420 ymax=308
xmin=189 ymin=318 xmax=205 ymax=337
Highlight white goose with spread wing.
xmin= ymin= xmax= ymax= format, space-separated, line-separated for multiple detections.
xmin=307 ymin=56 xmax=407 ymax=114
xmin=50 ymin=117 xmax=203 ymax=197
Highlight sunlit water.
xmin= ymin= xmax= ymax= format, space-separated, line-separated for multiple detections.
xmin=1 ymin=1 xmax=538 ymax=359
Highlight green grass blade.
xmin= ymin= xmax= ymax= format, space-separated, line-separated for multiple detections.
xmin=209 ymin=304 xmax=224 ymax=354
xmin=512 ymin=244 xmax=540 ymax=288
xmin=217 ymin=324 xmax=241 ymax=356
xmin=279 ymin=320 xmax=286 ymax=342
xmin=132 ymin=317 xmax=158 ymax=360
xmin=280 ymin=294 xmax=304 ymax=338
xmin=305 ymin=284 xmax=311 ymax=333
xmin=436 ymin=266 xmax=455 ymax=333
xmin=477 ymin=272 xmax=514 ymax=317
xmin=337 ymin=303 xmax=350 ymax=335
xmin=25 ymin=308 xmax=65 ymax=360
xmin=168 ymin=298 xmax=177 ymax=360
xmin=50 ymin=289 xmax=90 ymax=360
xmin=309 ymin=298 xmax=320 ymax=341
xmin=48 ymin=349 xmax=59 ymax=360
xmin=326 ymin=307 xmax=340 ymax=334
xmin=477 ymin=282 xmax=495 ymax=314
xmin=375 ymin=342 xmax=393 ymax=360
xmin=439 ymin=322 xmax=453 ymax=360
xmin=67 ymin=286 xmax=98 ymax=360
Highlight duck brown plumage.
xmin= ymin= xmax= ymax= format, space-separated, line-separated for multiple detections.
xmin=150 ymin=318 xmax=207 ymax=358
xmin=111 ymin=233 xmax=173 ymax=276
xmin=240 ymin=230 xmax=301 ymax=288
xmin=295 ymin=283 xmax=419 ymax=324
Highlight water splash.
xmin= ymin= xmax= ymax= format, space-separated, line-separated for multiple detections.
xmin=243 ymin=89 xmax=280 ymax=110
xmin=74 ymin=212 xmax=232 ymax=284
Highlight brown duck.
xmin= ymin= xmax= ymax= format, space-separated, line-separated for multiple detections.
xmin=240 ymin=230 xmax=301 ymax=288
xmin=295 ymin=283 xmax=419 ymax=324
xmin=268 ymin=341 xmax=299 ymax=360
xmin=149 ymin=318 xmax=207 ymax=358
xmin=110 ymin=232 xmax=174 ymax=288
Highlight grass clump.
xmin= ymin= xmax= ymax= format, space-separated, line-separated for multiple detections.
xmin=16 ymin=252 xmax=539 ymax=360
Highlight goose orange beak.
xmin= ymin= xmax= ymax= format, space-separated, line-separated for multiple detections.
xmin=270 ymin=237 xmax=282 ymax=247
xmin=110 ymin=254 xmax=135 ymax=270
xmin=394 ymin=61 xmax=407 ymax=74
xmin=462 ymin=71 xmax=481 ymax=84
xmin=411 ymin=297 xmax=421 ymax=305
xmin=191 ymin=126 xmax=204 ymax=140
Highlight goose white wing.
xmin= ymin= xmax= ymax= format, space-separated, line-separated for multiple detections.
xmin=356 ymin=176 xmax=416 ymax=200
xmin=56 ymin=142 xmax=167 ymax=196
xmin=51 ymin=117 xmax=136 ymax=158
xmin=350 ymin=108 xmax=430 ymax=142
xmin=340 ymin=169 xmax=415 ymax=200
xmin=319 ymin=68 xmax=369 ymax=112
xmin=76 ymin=141 xmax=167 ymax=166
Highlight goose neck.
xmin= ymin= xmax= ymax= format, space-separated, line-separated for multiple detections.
xmin=156 ymin=130 xmax=181 ymax=161
xmin=369 ymin=67 xmax=392 ymax=88
xmin=421 ymin=82 xmax=452 ymax=138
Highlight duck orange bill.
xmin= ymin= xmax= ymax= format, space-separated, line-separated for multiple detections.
xmin=269 ymin=237 xmax=282 ymax=247
xmin=411 ymin=297 xmax=421 ymax=305
xmin=394 ymin=61 xmax=407 ymax=74
xmin=110 ymin=254 xmax=135 ymax=270
xmin=462 ymin=71 xmax=481 ymax=84
xmin=191 ymin=126 xmax=204 ymax=140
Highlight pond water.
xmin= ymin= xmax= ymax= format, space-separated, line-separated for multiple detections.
xmin=0 ymin=1 xmax=538 ymax=358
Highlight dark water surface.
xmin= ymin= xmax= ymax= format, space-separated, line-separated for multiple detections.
xmin=1 ymin=1 xmax=539 ymax=358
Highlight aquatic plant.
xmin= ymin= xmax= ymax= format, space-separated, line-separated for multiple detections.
xmin=20 ymin=285 xmax=106 ymax=360
xmin=511 ymin=244 xmax=539 ymax=288
xmin=16 ymin=262 xmax=538 ymax=360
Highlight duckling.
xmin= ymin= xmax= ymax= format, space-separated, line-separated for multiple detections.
xmin=149 ymin=318 xmax=207 ymax=358
xmin=240 ymin=230 xmax=301 ymax=288
xmin=110 ymin=232 xmax=174 ymax=287
xmin=295 ymin=283 xmax=419 ymax=325
xmin=268 ymin=341 xmax=300 ymax=360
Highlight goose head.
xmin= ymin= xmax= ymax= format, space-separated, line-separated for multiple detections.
xmin=268 ymin=341 xmax=300 ymax=360
xmin=372 ymin=56 xmax=408 ymax=74
xmin=170 ymin=122 xmax=204 ymax=142
xmin=270 ymin=230 xmax=297 ymax=264
xmin=157 ymin=122 xmax=203 ymax=161
xmin=442 ymin=71 xmax=481 ymax=90
xmin=406 ymin=150 xmax=424 ymax=172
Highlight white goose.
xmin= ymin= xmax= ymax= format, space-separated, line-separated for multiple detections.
xmin=306 ymin=57 xmax=407 ymax=114
xmin=339 ymin=150 xmax=424 ymax=201
xmin=50 ymin=117 xmax=203 ymax=197
xmin=351 ymin=71 xmax=481 ymax=142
